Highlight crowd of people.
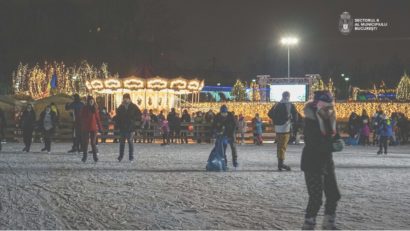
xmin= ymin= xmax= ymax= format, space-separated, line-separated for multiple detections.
xmin=347 ymin=106 xmax=409 ymax=154
xmin=2 ymin=89 xmax=409 ymax=229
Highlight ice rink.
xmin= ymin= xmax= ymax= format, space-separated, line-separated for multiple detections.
xmin=0 ymin=142 xmax=409 ymax=229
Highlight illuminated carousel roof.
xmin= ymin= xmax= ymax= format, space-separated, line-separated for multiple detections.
xmin=86 ymin=76 xmax=205 ymax=94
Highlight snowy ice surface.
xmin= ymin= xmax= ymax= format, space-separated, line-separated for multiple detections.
xmin=0 ymin=142 xmax=409 ymax=230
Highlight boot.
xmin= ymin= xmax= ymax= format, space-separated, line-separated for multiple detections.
xmin=278 ymin=159 xmax=291 ymax=171
xmin=322 ymin=214 xmax=337 ymax=230
xmin=81 ymin=153 xmax=87 ymax=163
xmin=93 ymin=152 xmax=98 ymax=163
xmin=302 ymin=217 xmax=316 ymax=230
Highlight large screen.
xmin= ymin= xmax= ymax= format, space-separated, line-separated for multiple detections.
xmin=269 ymin=84 xmax=307 ymax=102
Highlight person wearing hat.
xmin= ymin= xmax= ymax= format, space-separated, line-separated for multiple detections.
xmin=65 ymin=93 xmax=85 ymax=153
xmin=268 ymin=91 xmax=297 ymax=171
xmin=115 ymin=93 xmax=142 ymax=162
xmin=212 ymin=104 xmax=238 ymax=168
xmin=301 ymin=90 xmax=341 ymax=230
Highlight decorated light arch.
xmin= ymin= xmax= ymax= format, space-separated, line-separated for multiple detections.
xmin=86 ymin=76 xmax=204 ymax=112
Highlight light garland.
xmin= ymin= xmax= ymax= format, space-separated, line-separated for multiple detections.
xmin=189 ymin=102 xmax=410 ymax=121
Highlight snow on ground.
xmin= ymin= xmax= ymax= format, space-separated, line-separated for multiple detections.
xmin=0 ymin=142 xmax=409 ymax=230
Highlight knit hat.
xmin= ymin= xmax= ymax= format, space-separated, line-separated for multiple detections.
xmin=313 ymin=90 xmax=334 ymax=103
xmin=220 ymin=105 xmax=228 ymax=113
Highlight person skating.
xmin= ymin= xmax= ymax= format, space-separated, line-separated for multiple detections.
xmin=65 ymin=94 xmax=84 ymax=153
xmin=301 ymin=90 xmax=341 ymax=230
xmin=212 ymin=105 xmax=238 ymax=168
xmin=377 ymin=113 xmax=393 ymax=155
xmin=141 ymin=109 xmax=151 ymax=143
xmin=167 ymin=108 xmax=178 ymax=143
xmin=237 ymin=114 xmax=247 ymax=145
xmin=99 ymin=106 xmax=111 ymax=143
xmin=0 ymin=108 xmax=6 ymax=151
xmin=20 ymin=104 xmax=36 ymax=152
xmin=180 ymin=109 xmax=191 ymax=144
xmin=268 ymin=91 xmax=297 ymax=171
xmin=38 ymin=105 xmax=57 ymax=154
xmin=160 ymin=118 xmax=170 ymax=145
xmin=115 ymin=93 xmax=141 ymax=162
xmin=253 ymin=113 xmax=263 ymax=145
xmin=80 ymin=96 xmax=102 ymax=163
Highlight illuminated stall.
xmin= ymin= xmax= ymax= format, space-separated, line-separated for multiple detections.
xmin=86 ymin=76 xmax=204 ymax=112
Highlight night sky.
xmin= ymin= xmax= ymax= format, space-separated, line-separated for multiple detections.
xmin=1 ymin=0 xmax=410 ymax=88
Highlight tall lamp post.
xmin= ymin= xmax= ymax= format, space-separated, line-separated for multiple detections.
xmin=344 ymin=76 xmax=350 ymax=100
xmin=281 ymin=37 xmax=299 ymax=78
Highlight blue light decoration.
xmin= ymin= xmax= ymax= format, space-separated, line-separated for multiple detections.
xmin=50 ymin=73 xmax=58 ymax=89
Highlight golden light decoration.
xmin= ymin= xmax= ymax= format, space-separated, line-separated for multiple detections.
xmin=147 ymin=77 xmax=168 ymax=89
xmin=104 ymin=78 xmax=122 ymax=89
xmin=90 ymin=79 xmax=104 ymax=90
xmin=189 ymin=102 xmax=410 ymax=122
xmin=85 ymin=81 xmax=92 ymax=90
xmin=187 ymin=79 xmax=201 ymax=91
xmin=123 ymin=77 xmax=145 ymax=89
xmin=170 ymin=78 xmax=188 ymax=90
xmin=13 ymin=61 xmax=111 ymax=99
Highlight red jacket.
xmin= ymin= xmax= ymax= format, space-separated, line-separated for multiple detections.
xmin=80 ymin=106 xmax=102 ymax=132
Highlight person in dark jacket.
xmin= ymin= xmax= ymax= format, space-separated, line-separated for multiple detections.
xmin=148 ymin=109 xmax=158 ymax=143
xmin=212 ymin=105 xmax=238 ymax=168
xmin=80 ymin=96 xmax=102 ymax=162
xmin=0 ymin=108 xmax=6 ymax=151
xmin=99 ymin=106 xmax=111 ymax=143
xmin=115 ymin=93 xmax=142 ymax=162
xmin=268 ymin=91 xmax=297 ymax=171
xmin=180 ymin=109 xmax=191 ymax=144
xmin=301 ymin=91 xmax=341 ymax=230
xmin=167 ymin=108 xmax=178 ymax=143
xmin=65 ymin=94 xmax=84 ymax=153
xmin=20 ymin=104 xmax=36 ymax=152
xmin=377 ymin=113 xmax=393 ymax=155
xmin=38 ymin=105 xmax=58 ymax=153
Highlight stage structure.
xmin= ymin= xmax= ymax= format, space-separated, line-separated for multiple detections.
xmin=256 ymin=74 xmax=321 ymax=102
xmin=86 ymin=76 xmax=204 ymax=112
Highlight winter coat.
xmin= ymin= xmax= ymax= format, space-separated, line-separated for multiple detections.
xmin=167 ymin=111 xmax=178 ymax=128
xmin=237 ymin=118 xmax=247 ymax=133
xmin=0 ymin=109 xmax=6 ymax=129
xmin=301 ymin=102 xmax=335 ymax=174
xmin=254 ymin=118 xmax=263 ymax=135
xmin=65 ymin=101 xmax=85 ymax=125
xmin=80 ymin=106 xmax=102 ymax=132
xmin=181 ymin=113 xmax=191 ymax=123
xmin=99 ymin=110 xmax=111 ymax=128
xmin=361 ymin=124 xmax=370 ymax=137
xmin=115 ymin=102 xmax=142 ymax=132
xmin=160 ymin=120 xmax=170 ymax=133
xmin=141 ymin=113 xmax=151 ymax=129
xmin=212 ymin=112 xmax=236 ymax=138
xmin=20 ymin=110 xmax=36 ymax=131
xmin=268 ymin=101 xmax=297 ymax=133
xmin=378 ymin=119 xmax=393 ymax=137
xmin=38 ymin=110 xmax=57 ymax=133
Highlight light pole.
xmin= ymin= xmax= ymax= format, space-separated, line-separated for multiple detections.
xmin=281 ymin=37 xmax=299 ymax=78
xmin=344 ymin=76 xmax=350 ymax=100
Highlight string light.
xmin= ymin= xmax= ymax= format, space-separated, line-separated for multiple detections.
xmin=190 ymin=102 xmax=410 ymax=121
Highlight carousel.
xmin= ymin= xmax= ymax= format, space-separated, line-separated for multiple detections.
xmin=86 ymin=76 xmax=205 ymax=112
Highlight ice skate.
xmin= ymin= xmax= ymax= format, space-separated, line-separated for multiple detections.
xmin=322 ymin=214 xmax=338 ymax=230
xmin=302 ymin=217 xmax=316 ymax=230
